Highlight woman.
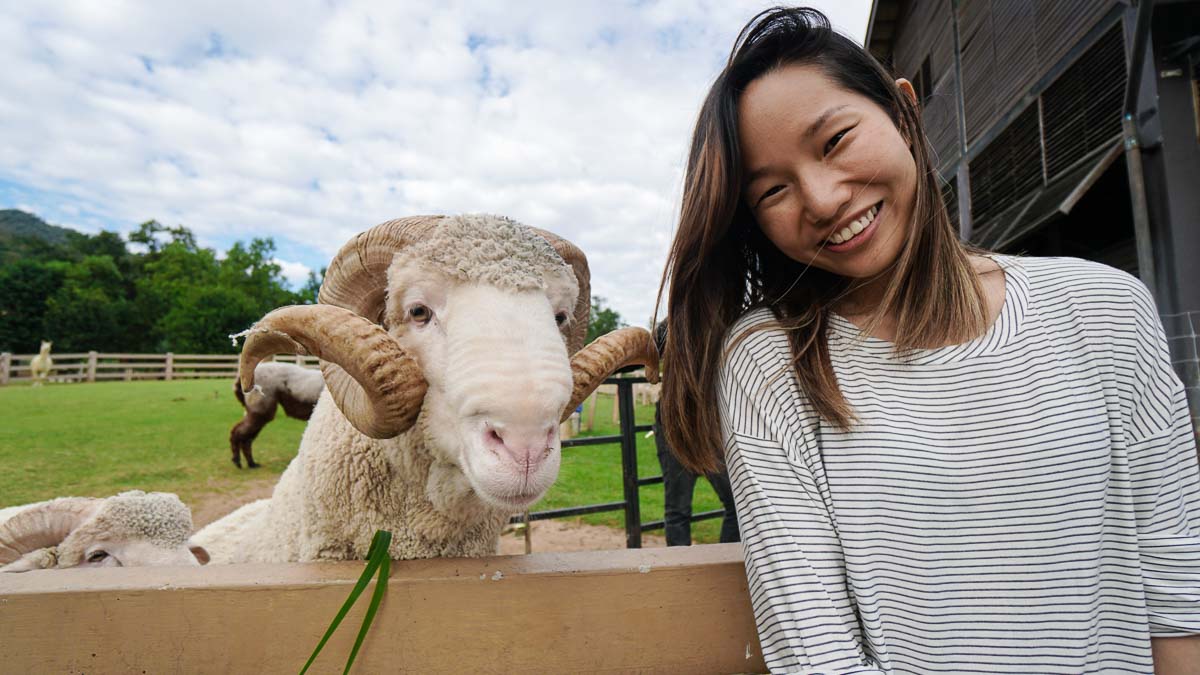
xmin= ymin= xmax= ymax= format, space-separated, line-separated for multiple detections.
xmin=657 ymin=7 xmax=1200 ymax=673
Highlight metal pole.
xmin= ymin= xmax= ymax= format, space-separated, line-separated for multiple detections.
xmin=1123 ymin=0 xmax=1159 ymax=299
xmin=950 ymin=0 xmax=973 ymax=240
xmin=617 ymin=379 xmax=642 ymax=549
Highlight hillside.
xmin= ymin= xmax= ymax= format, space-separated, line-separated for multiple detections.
xmin=0 ymin=209 xmax=78 ymax=246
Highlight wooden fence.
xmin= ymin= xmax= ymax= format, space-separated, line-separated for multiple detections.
xmin=0 ymin=544 xmax=763 ymax=674
xmin=0 ymin=351 xmax=320 ymax=386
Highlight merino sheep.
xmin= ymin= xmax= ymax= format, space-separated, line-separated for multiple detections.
xmin=0 ymin=490 xmax=210 ymax=572
xmin=29 ymin=340 xmax=52 ymax=386
xmin=230 ymin=361 xmax=324 ymax=468
xmin=194 ymin=214 xmax=657 ymax=563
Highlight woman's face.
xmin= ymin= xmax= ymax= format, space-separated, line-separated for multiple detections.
xmin=738 ymin=63 xmax=918 ymax=281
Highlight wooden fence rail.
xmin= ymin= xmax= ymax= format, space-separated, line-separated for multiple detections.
xmin=0 ymin=351 xmax=320 ymax=385
xmin=0 ymin=544 xmax=763 ymax=674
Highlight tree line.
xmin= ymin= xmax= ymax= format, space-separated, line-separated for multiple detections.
xmin=0 ymin=218 xmax=319 ymax=354
xmin=0 ymin=212 xmax=627 ymax=355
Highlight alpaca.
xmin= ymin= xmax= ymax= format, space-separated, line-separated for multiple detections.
xmin=29 ymin=341 xmax=53 ymax=387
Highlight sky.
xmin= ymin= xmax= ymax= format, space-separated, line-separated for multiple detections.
xmin=0 ymin=1 xmax=870 ymax=326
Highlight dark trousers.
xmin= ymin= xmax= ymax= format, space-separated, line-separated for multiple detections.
xmin=653 ymin=407 xmax=740 ymax=546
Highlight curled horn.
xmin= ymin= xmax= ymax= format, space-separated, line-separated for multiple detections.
xmin=561 ymin=326 xmax=659 ymax=422
xmin=238 ymin=305 xmax=426 ymax=439
xmin=238 ymin=217 xmax=446 ymax=439
xmin=0 ymin=498 xmax=101 ymax=564
xmin=530 ymin=227 xmax=590 ymax=355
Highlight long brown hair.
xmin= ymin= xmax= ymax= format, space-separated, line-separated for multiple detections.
xmin=657 ymin=7 xmax=987 ymax=474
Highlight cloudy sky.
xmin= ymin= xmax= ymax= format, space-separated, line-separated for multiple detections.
xmin=0 ymin=1 xmax=869 ymax=325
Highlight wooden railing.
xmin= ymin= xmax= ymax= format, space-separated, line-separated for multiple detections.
xmin=0 ymin=544 xmax=763 ymax=674
xmin=0 ymin=351 xmax=320 ymax=385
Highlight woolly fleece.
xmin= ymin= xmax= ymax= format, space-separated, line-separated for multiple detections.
xmin=389 ymin=214 xmax=571 ymax=293
xmin=195 ymin=216 xmax=575 ymax=563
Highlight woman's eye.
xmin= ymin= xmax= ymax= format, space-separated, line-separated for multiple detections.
xmin=824 ymin=128 xmax=851 ymax=155
xmin=756 ymin=185 xmax=784 ymax=207
xmin=555 ymin=312 xmax=569 ymax=326
xmin=86 ymin=550 xmax=109 ymax=563
xmin=408 ymin=304 xmax=432 ymax=324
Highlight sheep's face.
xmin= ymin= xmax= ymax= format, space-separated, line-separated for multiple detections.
xmin=54 ymin=496 xmax=210 ymax=569
xmin=0 ymin=492 xmax=210 ymax=572
xmin=386 ymin=261 xmax=577 ymax=511
xmin=56 ymin=538 xmax=208 ymax=569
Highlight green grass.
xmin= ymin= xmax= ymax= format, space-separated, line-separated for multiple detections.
xmin=0 ymin=380 xmax=304 ymax=507
xmin=541 ymin=392 xmax=726 ymax=544
xmin=0 ymin=380 xmax=726 ymax=543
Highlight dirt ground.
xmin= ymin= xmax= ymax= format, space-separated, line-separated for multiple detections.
xmin=189 ymin=479 xmax=666 ymax=554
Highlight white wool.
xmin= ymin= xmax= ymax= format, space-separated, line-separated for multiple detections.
xmin=195 ymin=215 xmax=578 ymax=564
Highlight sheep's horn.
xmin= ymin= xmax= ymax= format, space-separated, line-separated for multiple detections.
xmin=0 ymin=498 xmax=101 ymax=564
xmin=561 ymin=327 xmax=660 ymax=422
xmin=238 ymin=304 xmax=427 ymax=439
xmin=530 ymin=228 xmax=591 ymax=356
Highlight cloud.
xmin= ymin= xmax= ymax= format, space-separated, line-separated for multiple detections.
xmin=0 ymin=1 xmax=869 ymax=325
xmin=272 ymin=258 xmax=313 ymax=287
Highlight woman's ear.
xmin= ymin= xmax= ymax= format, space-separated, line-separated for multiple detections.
xmin=895 ymin=78 xmax=918 ymax=106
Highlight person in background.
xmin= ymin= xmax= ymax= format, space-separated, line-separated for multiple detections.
xmin=653 ymin=320 xmax=740 ymax=546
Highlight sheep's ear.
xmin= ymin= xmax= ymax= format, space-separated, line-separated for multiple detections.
xmin=0 ymin=547 xmax=58 ymax=573
xmin=190 ymin=544 xmax=211 ymax=565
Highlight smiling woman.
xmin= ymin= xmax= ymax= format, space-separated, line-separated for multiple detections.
xmin=656 ymin=6 xmax=1200 ymax=674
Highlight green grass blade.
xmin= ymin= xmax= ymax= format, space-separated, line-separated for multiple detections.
xmin=343 ymin=540 xmax=391 ymax=674
xmin=298 ymin=530 xmax=391 ymax=675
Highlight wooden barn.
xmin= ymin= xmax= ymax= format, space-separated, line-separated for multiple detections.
xmin=866 ymin=0 xmax=1200 ymax=430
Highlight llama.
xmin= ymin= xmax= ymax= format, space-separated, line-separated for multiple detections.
xmin=29 ymin=341 xmax=53 ymax=387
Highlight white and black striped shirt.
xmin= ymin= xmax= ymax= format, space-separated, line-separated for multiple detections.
xmin=719 ymin=256 xmax=1200 ymax=673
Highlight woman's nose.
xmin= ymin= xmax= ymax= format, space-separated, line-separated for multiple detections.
xmin=798 ymin=169 xmax=852 ymax=225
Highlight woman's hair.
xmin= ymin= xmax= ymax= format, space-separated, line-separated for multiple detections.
xmin=656 ymin=6 xmax=987 ymax=474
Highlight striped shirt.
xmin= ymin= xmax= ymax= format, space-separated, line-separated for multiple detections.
xmin=718 ymin=256 xmax=1200 ymax=673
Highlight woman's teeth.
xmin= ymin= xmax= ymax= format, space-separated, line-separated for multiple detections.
xmin=828 ymin=204 xmax=879 ymax=245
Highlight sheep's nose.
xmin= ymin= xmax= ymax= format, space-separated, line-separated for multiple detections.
xmin=483 ymin=422 xmax=558 ymax=471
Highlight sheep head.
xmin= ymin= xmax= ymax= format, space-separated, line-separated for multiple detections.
xmin=0 ymin=491 xmax=210 ymax=573
xmin=236 ymin=215 xmax=658 ymax=510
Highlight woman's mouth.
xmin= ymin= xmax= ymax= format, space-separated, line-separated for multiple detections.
xmin=824 ymin=201 xmax=882 ymax=253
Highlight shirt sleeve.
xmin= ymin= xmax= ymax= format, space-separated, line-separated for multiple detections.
xmin=1123 ymin=283 xmax=1200 ymax=637
xmin=719 ymin=327 xmax=885 ymax=673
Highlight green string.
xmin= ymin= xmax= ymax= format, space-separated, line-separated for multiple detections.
xmin=299 ymin=530 xmax=393 ymax=675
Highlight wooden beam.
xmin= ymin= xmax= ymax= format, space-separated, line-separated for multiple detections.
xmin=0 ymin=544 xmax=764 ymax=674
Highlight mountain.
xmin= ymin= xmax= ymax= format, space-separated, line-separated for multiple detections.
xmin=0 ymin=209 xmax=78 ymax=247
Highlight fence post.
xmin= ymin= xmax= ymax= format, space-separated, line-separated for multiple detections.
xmin=165 ymin=353 xmax=174 ymax=381
xmin=617 ymin=379 xmax=642 ymax=549
xmin=87 ymin=352 xmax=97 ymax=382
xmin=584 ymin=392 xmax=597 ymax=432
xmin=0 ymin=353 xmax=9 ymax=386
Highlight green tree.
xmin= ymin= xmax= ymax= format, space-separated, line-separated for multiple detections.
xmin=134 ymin=236 xmax=220 ymax=351
xmin=159 ymin=286 xmax=261 ymax=354
xmin=42 ymin=255 xmax=134 ymax=352
xmin=0 ymin=260 xmax=68 ymax=352
xmin=587 ymin=295 xmax=625 ymax=342
xmin=298 ymin=267 xmax=326 ymax=304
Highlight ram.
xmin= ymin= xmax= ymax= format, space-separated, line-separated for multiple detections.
xmin=229 ymin=361 xmax=324 ymax=468
xmin=195 ymin=215 xmax=656 ymax=562
xmin=0 ymin=490 xmax=209 ymax=572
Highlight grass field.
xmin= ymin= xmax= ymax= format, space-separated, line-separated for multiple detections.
xmin=0 ymin=379 xmax=727 ymax=543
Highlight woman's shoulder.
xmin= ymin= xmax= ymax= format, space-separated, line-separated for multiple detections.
xmin=721 ymin=307 xmax=793 ymax=374
xmin=1006 ymin=254 xmax=1149 ymax=300
xmin=1005 ymin=254 xmax=1157 ymax=326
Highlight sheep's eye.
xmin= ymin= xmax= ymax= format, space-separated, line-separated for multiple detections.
xmin=86 ymin=550 xmax=109 ymax=563
xmin=408 ymin=304 xmax=432 ymax=324
xmin=555 ymin=312 xmax=569 ymax=326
